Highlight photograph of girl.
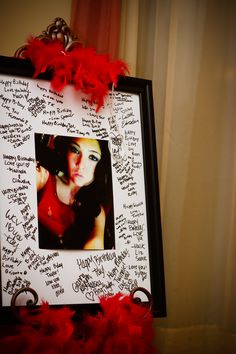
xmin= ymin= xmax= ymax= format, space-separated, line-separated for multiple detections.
xmin=35 ymin=133 xmax=115 ymax=250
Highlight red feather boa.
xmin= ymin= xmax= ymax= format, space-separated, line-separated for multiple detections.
xmin=22 ymin=38 xmax=129 ymax=112
xmin=0 ymin=294 xmax=156 ymax=354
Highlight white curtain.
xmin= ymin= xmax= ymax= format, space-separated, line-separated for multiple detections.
xmin=119 ymin=0 xmax=236 ymax=353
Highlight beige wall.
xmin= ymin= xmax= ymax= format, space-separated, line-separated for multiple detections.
xmin=0 ymin=0 xmax=72 ymax=56
xmin=119 ymin=1 xmax=236 ymax=353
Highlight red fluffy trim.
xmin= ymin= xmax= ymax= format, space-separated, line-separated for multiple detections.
xmin=0 ymin=302 xmax=77 ymax=354
xmin=22 ymin=38 xmax=129 ymax=112
xmin=82 ymin=293 xmax=156 ymax=354
xmin=0 ymin=294 xmax=156 ymax=354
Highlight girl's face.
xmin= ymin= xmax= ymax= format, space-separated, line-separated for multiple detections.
xmin=67 ymin=138 xmax=101 ymax=187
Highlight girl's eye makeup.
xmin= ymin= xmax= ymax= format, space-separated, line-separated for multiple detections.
xmin=69 ymin=144 xmax=80 ymax=154
xmin=69 ymin=142 xmax=101 ymax=162
xmin=89 ymin=154 xmax=100 ymax=162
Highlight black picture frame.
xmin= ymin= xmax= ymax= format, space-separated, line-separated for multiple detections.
xmin=0 ymin=55 xmax=166 ymax=320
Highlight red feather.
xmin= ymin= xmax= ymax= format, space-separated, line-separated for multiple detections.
xmin=0 ymin=294 xmax=155 ymax=354
xmin=22 ymin=38 xmax=129 ymax=112
xmin=82 ymin=293 xmax=156 ymax=354
xmin=0 ymin=302 xmax=77 ymax=354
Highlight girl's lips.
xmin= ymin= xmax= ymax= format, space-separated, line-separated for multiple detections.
xmin=73 ymin=172 xmax=84 ymax=178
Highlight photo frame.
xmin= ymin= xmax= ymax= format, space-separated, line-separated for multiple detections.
xmin=0 ymin=55 xmax=166 ymax=319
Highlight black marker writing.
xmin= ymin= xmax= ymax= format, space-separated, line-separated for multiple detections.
xmin=3 ymin=276 xmax=31 ymax=295
xmin=28 ymin=97 xmax=46 ymax=117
